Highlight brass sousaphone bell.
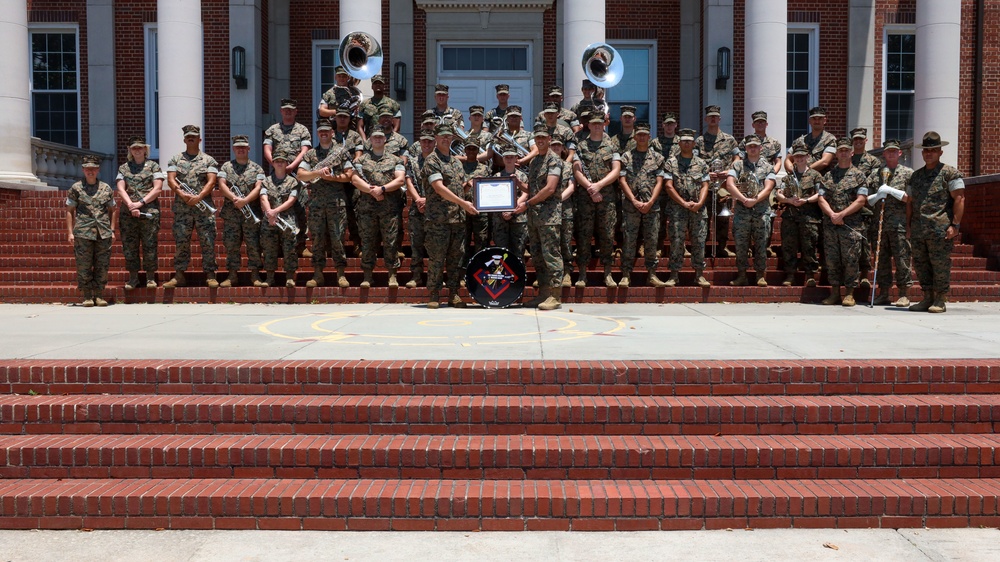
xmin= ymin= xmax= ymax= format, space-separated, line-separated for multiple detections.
xmin=339 ymin=31 xmax=383 ymax=80
xmin=582 ymin=43 xmax=625 ymax=88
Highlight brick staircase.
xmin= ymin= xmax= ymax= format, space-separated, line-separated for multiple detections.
xmin=3 ymin=188 xmax=999 ymax=304
xmin=1 ymin=359 xmax=999 ymax=530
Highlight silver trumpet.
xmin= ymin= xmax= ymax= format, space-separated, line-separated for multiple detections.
xmin=275 ymin=212 xmax=299 ymax=236
xmin=178 ymin=181 xmax=217 ymax=216
xmin=138 ymin=211 xmax=156 ymax=219
xmin=230 ymin=184 xmax=261 ymax=224
xmin=492 ymin=118 xmax=530 ymax=158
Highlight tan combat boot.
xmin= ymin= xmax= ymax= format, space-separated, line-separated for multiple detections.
xmin=220 ymin=270 xmax=239 ymax=288
xmin=537 ymin=286 xmax=562 ymax=310
xmin=162 ymin=271 xmax=186 ymax=289
xmin=337 ymin=267 xmax=350 ymax=288
xmin=145 ymin=273 xmax=157 ymax=289
xmin=619 ymin=270 xmax=631 ymax=288
xmin=842 ymin=292 xmax=856 ymax=307
xmin=406 ymin=267 xmax=423 ymax=289
xmin=94 ymin=291 xmax=108 ymax=307
xmin=206 ymin=272 xmax=219 ymax=289
xmin=665 ymin=272 xmax=679 ymax=287
xmin=928 ymin=292 xmax=947 ymax=313
xmin=125 ymin=272 xmax=139 ymax=291
xmin=306 ymin=271 xmax=324 ymax=288
xmin=873 ymin=285 xmax=891 ymax=306
xmin=524 ymin=286 xmax=548 ymax=309
xmin=286 ymin=273 xmax=296 ymax=288
xmin=81 ymin=290 xmax=94 ymax=308
xmin=387 ymin=269 xmax=399 ymax=288
xmin=575 ymin=272 xmax=588 ymax=288
xmin=561 ymin=270 xmax=572 ymax=288
xmin=894 ymin=286 xmax=910 ymax=308
xmin=360 ymin=269 xmax=373 ymax=289
xmin=648 ymin=271 xmax=667 ymax=288
xmin=450 ymin=293 xmax=467 ymax=308
xmin=756 ymin=272 xmax=768 ymax=287
xmin=821 ymin=286 xmax=841 ymax=306
xmin=251 ymin=268 xmax=264 ymax=288
xmin=604 ymin=266 xmax=617 ymax=288
xmin=730 ymin=271 xmax=748 ymax=286
xmin=782 ymin=273 xmax=795 ymax=286
xmin=909 ymin=290 xmax=934 ymax=312
xmin=695 ymin=270 xmax=710 ymax=287
xmin=263 ymin=272 xmax=275 ymax=288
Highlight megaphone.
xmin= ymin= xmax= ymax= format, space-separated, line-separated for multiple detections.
xmin=582 ymin=42 xmax=624 ymax=88
xmin=339 ymin=31 xmax=383 ymax=80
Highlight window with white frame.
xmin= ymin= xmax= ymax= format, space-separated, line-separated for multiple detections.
xmin=786 ymin=26 xmax=818 ymax=146
xmin=441 ymin=46 xmax=528 ymax=73
xmin=884 ymin=30 xmax=915 ymax=143
xmin=30 ymin=27 xmax=80 ymax=147
xmin=145 ymin=25 xmax=159 ymax=157
xmin=313 ymin=40 xmax=342 ymax=118
xmin=606 ymin=43 xmax=655 ymax=136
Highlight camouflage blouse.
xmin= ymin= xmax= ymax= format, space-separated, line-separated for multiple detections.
xmin=782 ymin=167 xmax=824 ymax=223
xmin=263 ymin=122 xmax=312 ymax=157
xmin=117 ymin=159 xmax=165 ymax=209
xmin=354 ymin=151 xmax=405 ymax=213
xmin=908 ymin=163 xmax=965 ymax=239
xmin=620 ymin=149 xmax=667 ymax=205
xmin=665 ymin=155 xmax=710 ymax=203
xmin=526 ymin=150 xmax=563 ymax=226
xmin=218 ymin=159 xmax=266 ymax=212
xmin=300 ymin=144 xmax=354 ymax=207
xmin=422 ymin=149 xmax=468 ymax=225
xmin=820 ymin=166 xmax=869 ymax=227
xmin=67 ymin=180 xmax=116 ymax=240
xmin=576 ymin=135 xmax=621 ymax=196
xmin=867 ymin=164 xmax=913 ymax=231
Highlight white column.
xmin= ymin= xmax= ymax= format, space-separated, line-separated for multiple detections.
xmin=341 ymin=0 xmax=382 ymax=99
xmin=0 ymin=0 xmax=40 ymax=184
xmin=744 ymin=0 xmax=787 ymax=141
xmin=914 ymin=0 xmax=961 ymax=159
xmin=703 ymin=0 xmax=734 ymax=133
xmin=87 ymin=0 xmax=116 ymax=159
xmin=679 ymin=0 xmax=701 ymax=130
xmin=848 ymin=0 xmax=875 ymax=147
xmin=563 ymin=0 xmax=606 ymax=110
xmin=158 ymin=0 xmax=204 ymax=167
xmin=231 ymin=0 xmax=264 ymax=163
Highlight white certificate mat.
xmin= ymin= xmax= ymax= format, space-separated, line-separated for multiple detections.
xmin=473 ymin=177 xmax=517 ymax=211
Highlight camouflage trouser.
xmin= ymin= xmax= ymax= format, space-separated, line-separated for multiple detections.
xmin=221 ymin=206 xmax=262 ymax=272
xmin=873 ymin=225 xmax=913 ymax=288
xmin=119 ymin=209 xmax=159 ymax=274
xmin=172 ymin=205 xmax=217 ymax=273
xmin=621 ymin=206 xmax=660 ymax=272
xmin=561 ymin=203 xmax=575 ymax=274
xmin=308 ymin=203 xmax=347 ymax=271
xmin=733 ymin=208 xmax=769 ymax=273
xmin=344 ymin=185 xmax=361 ymax=249
xmin=425 ymin=222 xmax=465 ymax=296
xmin=528 ymin=215 xmax=563 ymax=288
xmin=780 ymin=217 xmax=820 ymax=274
xmin=911 ymin=235 xmax=953 ymax=296
xmin=575 ymin=194 xmax=616 ymax=268
xmin=859 ymin=211 xmax=873 ymax=273
xmin=492 ymin=215 xmax=527 ymax=258
xmin=668 ymin=204 xmax=707 ymax=272
xmin=464 ymin=212 xmax=490 ymax=268
xmin=656 ymin=191 xmax=671 ymax=252
xmin=261 ymin=222 xmax=298 ymax=274
xmin=74 ymin=236 xmax=112 ymax=291
xmin=823 ymin=222 xmax=862 ymax=289
xmin=408 ymin=207 xmax=427 ymax=273
xmin=358 ymin=204 xmax=401 ymax=271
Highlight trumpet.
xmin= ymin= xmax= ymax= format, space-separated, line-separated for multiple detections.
xmin=490 ymin=118 xmax=530 ymax=158
xmin=230 ymin=184 xmax=261 ymax=224
xmin=274 ymin=212 xmax=299 ymax=236
xmin=178 ymin=182 xmax=217 ymax=216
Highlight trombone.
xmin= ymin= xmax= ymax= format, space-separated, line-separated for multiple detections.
xmin=178 ymin=181 xmax=217 ymax=216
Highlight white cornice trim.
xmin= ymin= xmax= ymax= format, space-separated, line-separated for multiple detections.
xmin=415 ymin=0 xmax=554 ymax=11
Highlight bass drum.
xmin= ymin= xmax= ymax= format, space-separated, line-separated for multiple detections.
xmin=464 ymin=246 xmax=526 ymax=308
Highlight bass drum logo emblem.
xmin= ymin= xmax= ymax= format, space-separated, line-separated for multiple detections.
xmin=465 ymin=246 xmax=526 ymax=308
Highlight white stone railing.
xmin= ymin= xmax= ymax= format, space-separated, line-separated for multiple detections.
xmin=31 ymin=138 xmax=115 ymax=190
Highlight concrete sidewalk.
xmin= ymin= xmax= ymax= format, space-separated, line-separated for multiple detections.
xmin=2 ymin=301 xmax=999 ymax=361
xmin=0 ymin=528 xmax=996 ymax=561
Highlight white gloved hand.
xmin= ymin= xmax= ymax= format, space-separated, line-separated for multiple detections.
xmin=877 ymin=184 xmax=906 ymax=201
xmin=867 ymin=190 xmax=887 ymax=205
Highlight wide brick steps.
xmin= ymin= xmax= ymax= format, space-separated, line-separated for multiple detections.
xmin=2 ymin=394 xmax=998 ymax=436
xmin=2 ymin=360 xmax=996 ymax=396
xmin=2 ymin=433 xmax=997 ymax=481
xmin=1 ymin=477 xmax=998 ymax=531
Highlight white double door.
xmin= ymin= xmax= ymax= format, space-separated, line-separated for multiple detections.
xmin=439 ymin=79 xmax=532 ymax=127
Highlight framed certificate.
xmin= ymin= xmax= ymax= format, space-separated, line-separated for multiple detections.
xmin=473 ymin=177 xmax=517 ymax=212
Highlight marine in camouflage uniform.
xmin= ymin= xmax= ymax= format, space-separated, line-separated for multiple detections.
xmin=423 ymin=124 xmax=476 ymax=308
xmin=333 ymin=107 xmax=366 ymax=255
xmin=264 ymin=99 xmax=312 ymax=256
xmin=694 ymin=105 xmax=740 ymax=258
xmin=738 ymin=111 xmax=784 ymax=260
xmin=67 ymin=155 xmax=118 ymax=306
xmin=776 ymin=140 xmax=824 ymax=286
xmin=259 ymin=151 xmax=301 ymax=287
xmin=849 ymin=128 xmax=882 ymax=287
xmin=651 ymin=112 xmax=681 ymax=255
xmin=573 ymin=111 xmax=622 ymax=287
xmin=362 ymin=109 xmax=409 ymax=157
xmin=165 ymin=125 xmax=219 ymax=288
xmin=551 ymin=139 xmax=577 ymax=287
xmin=865 ymin=139 xmax=913 ymax=306
xmin=786 ymin=107 xmax=838 ymax=175
xmin=116 ymin=136 xmax=164 ymax=289
xmin=663 ymin=128 xmax=711 ymax=287
xmin=818 ymin=138 xmax=870 ymax=306
xmin=404 ymin=130 xmax=436 ymax=288
xmin=612 ymin=105 xmax=638 ymax=154
xmin=357 ymin=75 xmax=401 ymax=138
xmin=217 ymin=135 xmax=266 ymax=287
xmin=618 ymin=123 xmax=667 ymax=287
xmin=534 ymin=86 xmax=579 ymax=132
xmin=430 ymin=84 xmax=465 ymax=131
xmin=461 ymin=139 xmax=493 ymax=268
xmin=297 ymin=118 xmax=354 ymax=288
xmin=354 ymin=128 xmax=407 ymax=287
xmin=491 ymin=156 xmax=529 ymax=259
xmin=484 ymin=84 xmax=511 ymax=128
xmin=522 ymin=125 xmax=564 ymax=310
xmin=904 ymin=132 xmax=966 ymax=313
xmin=726 ymin=136 xmax=777 ymax=285
xmin=537 ymin=102 xmax=576 ymax=153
